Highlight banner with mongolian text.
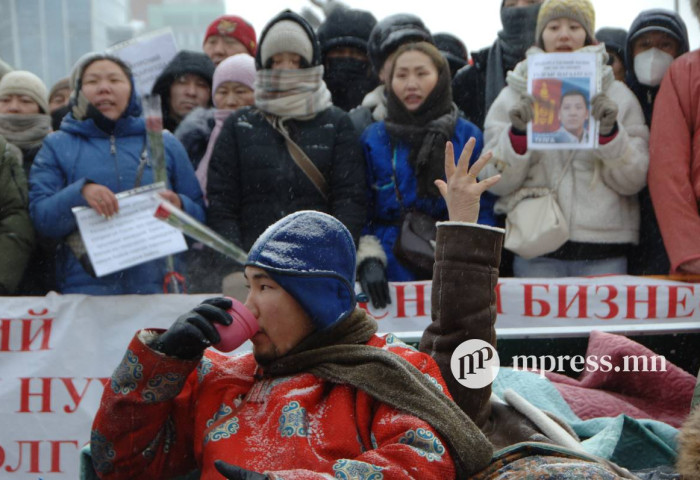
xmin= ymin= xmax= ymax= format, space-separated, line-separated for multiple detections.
xmin=0 ymin=276 xmax=698 ymax=478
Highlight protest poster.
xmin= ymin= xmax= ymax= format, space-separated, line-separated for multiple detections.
xmin=106 ymin=28 xmax=178 ymax=96
xmin=72 ymin=183 xmax=187 ymax=277
xmin=527 ymin=52 xmax=599 ymax=150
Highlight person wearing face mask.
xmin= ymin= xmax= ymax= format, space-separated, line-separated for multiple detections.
xmin=452 ymin=0 xmax=544 ymax=131
xmin=480 ymin=0 xmax=649 ymax=278
xmin=28 ymin=55 xmax=205 ymax=294
xmin=316 ymin=6 xmax=379 ymax=112
xmin=624 ymin=10 xmax=688 ymax=276
xmin=357 ymin=42 xmax=496 ymax=309
xmin=175 ymin=54 xmax=256 ymax=172
xmin=648 ymin=1 xmax=700 ymax=277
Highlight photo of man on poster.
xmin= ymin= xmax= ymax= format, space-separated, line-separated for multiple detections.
xmin=552 ymin=89 xmax=590 ymax=144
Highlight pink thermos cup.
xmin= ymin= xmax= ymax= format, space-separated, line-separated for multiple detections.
xmin=213 ymin=297 xmax=259 ymax=352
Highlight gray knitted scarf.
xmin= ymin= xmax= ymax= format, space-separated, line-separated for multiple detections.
xmin=264 ymin=308 xmax=494 ymax=477
xmin=0 ymin=113 xmax=51 ymax=150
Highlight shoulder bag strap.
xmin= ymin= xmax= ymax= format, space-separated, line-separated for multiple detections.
xmin=266 ymin=114 xmax=329 ymax=201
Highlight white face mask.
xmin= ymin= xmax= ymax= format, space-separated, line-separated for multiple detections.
xmin=634 ymin=48 xmax=674 ymax=87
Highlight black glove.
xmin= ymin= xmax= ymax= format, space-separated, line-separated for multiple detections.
xmin=214 ymin=460 xmax=268 ymax=480
xmin=149 ymin=297 xmax=232 ymax=360
xmin=358 ymin=258 xmax=391 ymax=309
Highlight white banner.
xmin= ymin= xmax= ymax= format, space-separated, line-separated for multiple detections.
xmin=106 ymin=28 xmax=179 ymax=96
xmin=0 ymin=276 xmax=698 ymax=478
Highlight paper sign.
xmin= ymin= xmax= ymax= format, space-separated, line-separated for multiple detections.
xmin=72 ymin=183 xmax=187 ymax=277
xmin=107 ymin=28 xmax=178 ymax=96
xmin=527 ymin=52 xmax=599 ymax=150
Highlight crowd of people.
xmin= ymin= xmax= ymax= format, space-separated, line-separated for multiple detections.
xmin=2 ymin=0 xmax=699 ymax=478
xmin=0 ymin=0 xmax=697 ymax=305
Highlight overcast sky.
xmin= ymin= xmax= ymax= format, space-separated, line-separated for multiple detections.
xmin=225 ymin=0 xmax=700 ymax=53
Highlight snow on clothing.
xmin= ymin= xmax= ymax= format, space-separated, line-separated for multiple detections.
xmin=361 ymin=118 xmax=494 ymax=281
xmin=624 ymin=9 xmax=688 ymax=276
xmin=481 ymin=45 xmax=649 ymax=258
xmin=92 ymin=328 xmax=461 ymax=479
xmin=648 ymin=49 xmax=700 ymax=273
xmin=28 ymin=93 xmax=205 ymax=295
xmin=174 ymin=107 xmax=215 ymax=170
xmin=206 ymin=106 xmax=366 ymax=253
xmin=0 ymin=136 xmax=34 ymax=294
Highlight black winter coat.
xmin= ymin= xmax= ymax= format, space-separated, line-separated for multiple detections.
xmin=452 ymin=48 xmax=490 ymax=131
xmin=207 ymin=106 xmax=366 ymax=254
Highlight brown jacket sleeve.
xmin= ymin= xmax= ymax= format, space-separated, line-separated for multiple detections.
xmin=419 ymin=222 xmax=502 ymax=427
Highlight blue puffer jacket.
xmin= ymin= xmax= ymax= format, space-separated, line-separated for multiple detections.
xmin=29 ymin=91 xmax=205 ymax=295
xmin=361 ymin=118 xmax=496 ymax=281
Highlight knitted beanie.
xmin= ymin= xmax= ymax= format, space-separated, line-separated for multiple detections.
xmin=259 ymin=19 xmax=314 ymax=67
xmin=213 ymin=54 xmax=256 ymax=97
xmin=246 ymin=211 xmax=357 ymax=330
xmin=49 ymin=77 xmax=70 ymax=102
xmin=203 ymin=15 xmax=257 ymax=56
xmin=536 ymin=0 xmax=596 ymax=45
xmin=0 ymin=70 xmax=49 ymax=113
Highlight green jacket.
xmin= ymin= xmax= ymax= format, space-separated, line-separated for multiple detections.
xmin=0 ymin=135 xmax=34 ymax=294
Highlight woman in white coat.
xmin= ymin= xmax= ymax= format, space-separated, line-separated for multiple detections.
xmin=481 ymin=0 xmax=648 ymax=277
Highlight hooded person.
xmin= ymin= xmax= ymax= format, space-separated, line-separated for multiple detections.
xmin=596 ymin=27 xmax=627 ymax=82
xmin=433 ymin=33 xmax=469 ymax=79
xmin=90 ymin=195 xmax=504 ymax=478
xmin=624 ymin=9 xmax=688 ymax=277
xmin=647 ymin=0 xmax=700 ymax=276
xmin=29 ymin=54 xmax=205 ymax=294
xmin=317 ymin=6 xmax=379 ymax=112
xmin=480 ymin=0 xmax=649 ymax=278
xmin=452 ymin=0 xmax=544 ymax=131
xmin=151 ymin=50 xmax=215 ymax=132
xmin=347 ymin=13 xmax=433 ymax=134
xmin=206 ymin=10 xmax=367 ymax=299
xmin=625 ymin=9 xmax=689 ymax=127
xmin=357 ymin=41 xmax=496 ymax=309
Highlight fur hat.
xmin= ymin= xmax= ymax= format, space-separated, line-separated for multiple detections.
xmin=213 ymin=54 xmax=256 ymax=97
xmin=0 ymin=70 xmax=49 ymax=113
xmin=246 ymin=211 xmax=357 ymax=330
xmin=259 ymin=19 xmax=314 ymax=68
xmin=203 ymin=15 xmax=257 ymax=56
xmin=536 ymin=0 xmax=596 ymax=46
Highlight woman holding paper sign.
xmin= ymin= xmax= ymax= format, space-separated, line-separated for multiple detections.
xmin=28 ymin=55 xmax=205 ymax=295
xmin=481 ymin=0 xmax=649 ymax=278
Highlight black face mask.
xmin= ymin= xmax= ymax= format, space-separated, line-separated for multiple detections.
xmin=324 ymin=57 xmax=378 ymax=112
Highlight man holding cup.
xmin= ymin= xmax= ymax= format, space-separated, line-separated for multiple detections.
xmin=90 ymin=140 xmax=501 ymax=479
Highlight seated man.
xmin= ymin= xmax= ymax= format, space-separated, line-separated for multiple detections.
xmin=90 ymin=140 xmax=500 ymax=479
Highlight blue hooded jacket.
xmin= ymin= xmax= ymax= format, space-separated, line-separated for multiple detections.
xmin=29 ymin=74 xmax=205 ymax=295
xmin=361 ymin=117 xmax=495 ymax=281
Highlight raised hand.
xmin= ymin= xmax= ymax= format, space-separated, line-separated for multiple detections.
xmin=435 ymin=139 xmax=501 ymax=223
